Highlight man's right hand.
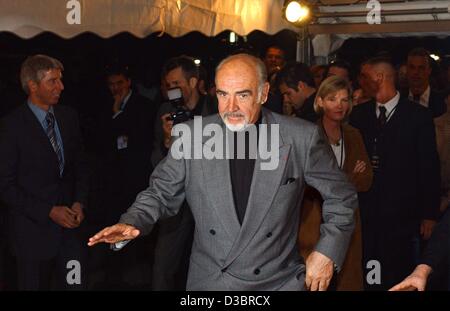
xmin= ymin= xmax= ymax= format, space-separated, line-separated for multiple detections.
xmin=49 ymin=206 xmax=79 ymax=228
xmin=87 ymin=223 xmax=140 ymax=246
xmin=112 ymin=91 xmax=127 ymax=114
xmin=389 ymin=264 xmax=432 ymax=291
xmin=161 ymin=113 xmax=174 ymax=148
xmin=352 ymin=160 xmax=367 ymax=174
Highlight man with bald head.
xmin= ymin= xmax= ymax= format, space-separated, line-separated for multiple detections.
xmin=88 ymin=53 xmax=357 ymax=291
xmin=350 ymin=57 xmax=440 ymax=290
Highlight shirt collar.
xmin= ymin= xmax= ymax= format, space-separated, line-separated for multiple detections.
xmin=408 ymin=85 xmax=430 ymax=106
xmin=377 ymin=91 xmax=400 ymax=115
xmin=120 ymin=90 xmax=132 ymax=110
xmin=27 ymin=100 xmax=55 ymax=125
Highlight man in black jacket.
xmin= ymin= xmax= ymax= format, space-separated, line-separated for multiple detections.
xmin=99 ymin=65 xmax=156 ymax=225
xmin=95 ymin=65 xmax=157 ymax=287
xmin=276 ymin=62 xmax=318 ymax=122
xmin=350 ymin=57 xmax=441 ymax=290
xmin=0 ymin=55 xmax=89 ymax=290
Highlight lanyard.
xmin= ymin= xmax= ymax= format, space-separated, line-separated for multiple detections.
xmin=379 ymin=103 xmax=398 ymax=122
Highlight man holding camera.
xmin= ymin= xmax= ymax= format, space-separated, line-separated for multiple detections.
xmin=151 ymin=55 xmax=217 ymax=290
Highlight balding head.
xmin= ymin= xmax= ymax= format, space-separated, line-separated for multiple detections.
xmin=363 ymin=58 xmax=397 ymax=83
xmin=216 ymin=54 xmax=267 ymax=95
xmin=215 ymin=53 xmax=270 ymax=130
xmin=371 ymin=62 xmax=396 ymax=82
xmin=361 ymin=57 xmax=398 ymax=101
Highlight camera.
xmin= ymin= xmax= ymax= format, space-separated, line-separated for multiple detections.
xmin=167 ymin=87 xmax=193 ymax=125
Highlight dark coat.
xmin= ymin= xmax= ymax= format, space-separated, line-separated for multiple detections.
xmin=0 ymin=103 xmax=89 ymax=260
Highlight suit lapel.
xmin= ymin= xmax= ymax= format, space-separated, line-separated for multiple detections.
xmin=23 ymin=104 xmax=50 ymax=147
xmin=369 ymin=101 xmax=379 ymax=136
xmin=54 ymin=106 xmax=69 ymax=167
xmin=224 ymin=109 xmax=290 ymax=266
xmin=24 ymin=104 xmax=61 ymax=175
xmin=381 ymin=99 xmax=406 ymax=151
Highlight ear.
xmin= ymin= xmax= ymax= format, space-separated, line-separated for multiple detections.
xmin=189 ymin=77 xmax=198 ymax=89
xmin=376 ymin=72 xmax=383 ymax=84
xmin=260 ymin=82 xmax=270 ymax=105
xmin=297 ymin=81 xmax=306 ymax=91
xmin=27 ymin=80 xmax=38 ymax=94
xmin=316 ymin=96 xmax=323 ymax=108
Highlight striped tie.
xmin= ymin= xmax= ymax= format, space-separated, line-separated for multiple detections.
xmin=45 ymin=112 xmax=64 ymax=175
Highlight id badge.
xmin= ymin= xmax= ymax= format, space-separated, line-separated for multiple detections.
xmin=117 ymin=135 xmax=128 ymax=150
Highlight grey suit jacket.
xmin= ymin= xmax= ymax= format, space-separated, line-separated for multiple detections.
xmin=120 ymin=108 xmax=357 ymax=290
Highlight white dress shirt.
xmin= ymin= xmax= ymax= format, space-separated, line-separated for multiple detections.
xmin=376 ymin=91 xmax=400 ymax=122
xmin=408 ymin=86 xmax=430 ymax=108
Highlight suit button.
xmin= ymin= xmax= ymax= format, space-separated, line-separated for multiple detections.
xmin=254 ymin=268 xmax=260 ymax=275
xmin=210 ymin=229 xmax=216 ymax=235
xmin=266 ymin=232 xmax=272 ymax=238
xmin=221 ymin=267 xmax=227 ymax=273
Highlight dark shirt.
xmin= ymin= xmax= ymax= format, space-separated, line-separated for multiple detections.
xmin=295 ymin=92 xmax=319 ymax=123
xmin=229 ymin=117 xmax=261 ymax=224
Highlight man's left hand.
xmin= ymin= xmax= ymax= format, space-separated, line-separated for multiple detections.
xmin=305 ymin=251 xmax=334 ymax=291
xmin=71 ymin=202 xmax=85 ymax=225
xmin=420 ymin=219 xmax=436 ymax=240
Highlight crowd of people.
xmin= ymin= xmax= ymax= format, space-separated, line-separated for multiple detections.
xmin=0 ymin=44 xmax=448 ymax=291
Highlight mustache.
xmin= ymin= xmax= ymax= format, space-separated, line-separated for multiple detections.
xmin=223 ymin=111 xmax=245 ymax=119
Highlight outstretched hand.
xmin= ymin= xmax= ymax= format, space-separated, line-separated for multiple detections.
xmin=389 ymin=264 xmax=432 ymax=291
xmin=88 ymin=223 xmax=140 ymax=246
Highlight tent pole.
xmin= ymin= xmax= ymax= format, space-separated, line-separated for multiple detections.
xmin=296 ymin=26 xmax=311 ymax=65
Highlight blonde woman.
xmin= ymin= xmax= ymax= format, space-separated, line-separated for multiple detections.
xmin=298 ymin=75 xmax=373 ymax=290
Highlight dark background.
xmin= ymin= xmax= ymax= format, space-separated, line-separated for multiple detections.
xmin=0 ymin=29 xmax=449 ymax=144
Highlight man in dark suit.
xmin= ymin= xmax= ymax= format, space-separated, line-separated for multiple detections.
xmin=94 ymin=65 xmax=156 ymax=287
xmin=0 ymin=54 xmax=89 ymax=290
xmin=99 ymin=65 xmax=156 ymax=225
xmin=276 ymin=62 xmax=318 ymax=122
xmin=350 ymin=57 xmax=441 ymax=290
xmin=401 ymin=47 xmax=447 ymax=118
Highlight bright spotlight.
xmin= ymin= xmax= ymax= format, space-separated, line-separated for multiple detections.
xmin=283 ymin=1 xmax=312 ymax=26
xmin=430 ymin=54 xmax=440 ymax=61
xmin=229 ymin=32 xmax=237 ymax=43
xmin=194 ymin=59 xmax=201 ymax=65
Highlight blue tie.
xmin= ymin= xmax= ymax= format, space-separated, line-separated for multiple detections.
xmin=45 ymin=112 xmax=64 ymax=175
